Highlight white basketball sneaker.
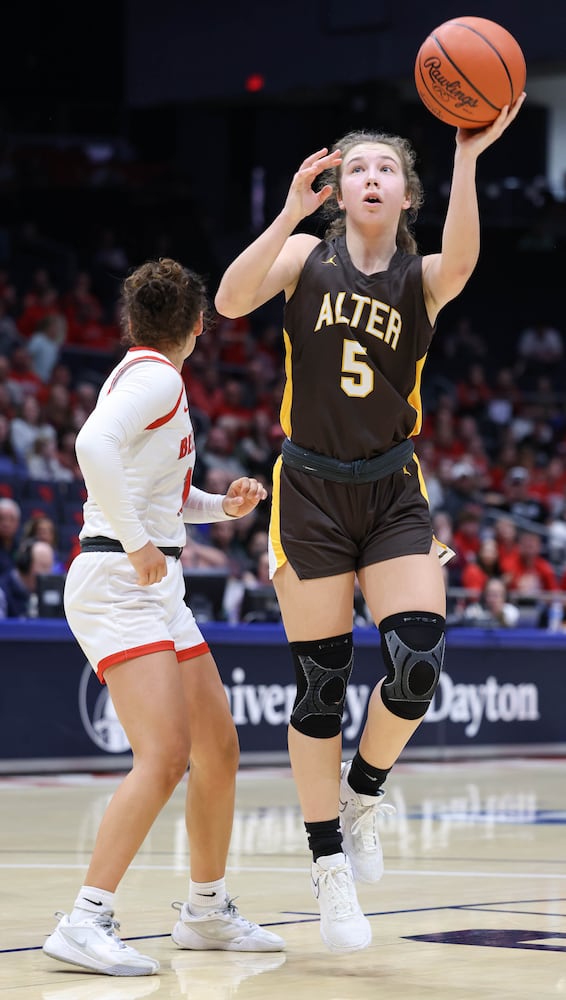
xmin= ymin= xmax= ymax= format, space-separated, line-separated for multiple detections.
xmin=311 ymin=853 xmax=372 ymax=953
xmin=43 ymin=911 xmax=159 ymax=976
xmin=339 ymin=760 xmax=396 ymax=883
xmin=171 ymin=898 xmax=286 ymax=952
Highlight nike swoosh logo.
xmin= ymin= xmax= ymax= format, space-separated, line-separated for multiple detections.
xmin=197 ymin=891 xmax=217 ymax=897
xmin=338 ymin=798 xmax=348 ymax=813
xmin=68 ymin=932 xmax=89 ymax=947
xmin=311 ymin=877 xmax=320 ymax=898
xmin=82 ymin=898 xmax=103 ymax=906
xmin=183 ymin=405 xmax=189 ymax=412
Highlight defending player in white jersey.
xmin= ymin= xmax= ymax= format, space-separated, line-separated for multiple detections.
xmin=43 ymin=258 xmax=284 ymax=977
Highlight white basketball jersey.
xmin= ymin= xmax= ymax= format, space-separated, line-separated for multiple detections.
xmin=76 ymin=347 xmax=195 ymax=552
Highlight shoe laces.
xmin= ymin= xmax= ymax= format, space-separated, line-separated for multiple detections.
xmin=93 ymin=912 xmax=122 ymax=940
xmin=56 ymin=909 xmax=126 ymax=947
xmin=350 ymin=797 xmax=396 ymax=848
xmin=223 ymin=896 xmax=258 ymax=930
xmin=173 ymin=896 xmax=256 ymax=930
xmin=317 ymin=864 xmax=358 ymax=919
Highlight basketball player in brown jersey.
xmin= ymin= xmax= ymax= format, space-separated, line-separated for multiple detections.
xmin=215 ymin=95 xmax=525 ymax=954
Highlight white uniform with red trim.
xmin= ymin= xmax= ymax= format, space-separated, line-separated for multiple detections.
xmin=64 ymin=347 xmax=229 ymax=682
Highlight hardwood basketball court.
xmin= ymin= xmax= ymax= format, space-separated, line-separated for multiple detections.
xmin=1 ymin=758 xmax=564 ymax=998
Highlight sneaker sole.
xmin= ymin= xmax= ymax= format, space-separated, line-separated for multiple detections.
xmin=347 ymin=858 xmax=384 ymax=884
xmin=320 ymin=925 xmax=372 ymax=953
xmin=172 ymin=923 xmax=284 ymax=953
xmin=43 ymin=941 xmax=158 ymax=977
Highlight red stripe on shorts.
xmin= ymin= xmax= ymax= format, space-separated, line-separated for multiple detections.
xmin=97 ymin=640 xmax=176 ymax=683
xmin=177 ymin=641 xmax=210 ymax=662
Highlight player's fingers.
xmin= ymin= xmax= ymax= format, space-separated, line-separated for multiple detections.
xmin=299 ymin=147 xmax=329 ymax=169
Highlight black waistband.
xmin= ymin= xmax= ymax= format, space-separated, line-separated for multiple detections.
xmin=281 ymin=437 xmax=414 ymax=484
xmin=80 ymin=536 xmax=183 ymax=560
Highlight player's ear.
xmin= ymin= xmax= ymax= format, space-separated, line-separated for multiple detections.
xmin=193 ymin=311 xmax=204 ymax=337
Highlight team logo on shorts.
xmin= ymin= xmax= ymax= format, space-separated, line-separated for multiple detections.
xmin=78 ymin=662 xmax=131 ymax=754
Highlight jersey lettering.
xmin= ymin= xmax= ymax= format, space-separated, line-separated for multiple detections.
xmin=178 ymin=433 xmax=194 ymax=459
xmin=314 ymin=291 xmax=402 ymax=350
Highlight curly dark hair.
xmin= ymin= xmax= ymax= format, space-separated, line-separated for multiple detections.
xmin=120 ymin=257 xmax=214 ymax=350
xmin=319 ymin=130 xmax=424 ymax=254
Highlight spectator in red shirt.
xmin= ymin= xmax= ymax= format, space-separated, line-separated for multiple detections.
xmin=493 ymin=515 xmax=521 ymax=578
xmin=184 ymin=362 xmax=225 ymax=421
xmin=530 ymin=456 xmax=566 ymax=517
xmin=213 ymin=378 xmax=253 ymax=437
xmin=450 ymin=503 xmax=484 ymax=583
xmin=506 ymin=530 xmax=558 ymax=595
xmin=430 ymin=404 xmax=467 ymax=464
xmin=16 ymin=268 xmax=61 ymax=338
xmin=6 ymin=345 xmax=43 ymax=402
xmin=461 ymin=536 xmax=506 ymax=596
xmin=455 ymin=362 xmax=493 ymax=417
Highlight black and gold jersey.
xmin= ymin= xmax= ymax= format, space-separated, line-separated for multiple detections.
xmin=280 ymin=234 xmax=435 ymax=461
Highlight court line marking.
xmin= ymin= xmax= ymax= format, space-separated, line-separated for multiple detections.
xmin=3 ymin=899 xmax=565 ymax=955
xmin=0 ymin=863 xmax=565 ymax=880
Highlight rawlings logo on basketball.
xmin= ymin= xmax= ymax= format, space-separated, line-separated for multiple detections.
xmin=422 ymin=57 xmax=479 ymax=112
xmin=415 ymin=16 xmax=526 ymax=129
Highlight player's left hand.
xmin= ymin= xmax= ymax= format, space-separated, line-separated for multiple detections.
xmin=222 ymin=477 xmax=268 ymax=518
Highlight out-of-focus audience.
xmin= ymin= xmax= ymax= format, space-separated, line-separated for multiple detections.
xmin=0 ymin=538 xmax=55 ymax=618
xmin=2 ymin=226 xmax=566 ymax=627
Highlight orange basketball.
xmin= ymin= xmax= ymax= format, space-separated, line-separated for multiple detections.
xmin=414 ymin=16 xmax=526 ymax=128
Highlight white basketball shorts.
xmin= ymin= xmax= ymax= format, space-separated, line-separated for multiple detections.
xmin=64 ymin=551 xmax=209 ymax=683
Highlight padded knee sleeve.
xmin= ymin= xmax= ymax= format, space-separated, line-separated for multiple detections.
xmin=379 ymin=611 xmax=445 ymax=721
xmin=289 ymin=632 xmax=353 ymax=738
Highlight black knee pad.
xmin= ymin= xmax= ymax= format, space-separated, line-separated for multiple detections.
xmin=379 ymin=611 xmax=445 ymax=721
xmin=289 ymin=632 xmax=353 ymax=738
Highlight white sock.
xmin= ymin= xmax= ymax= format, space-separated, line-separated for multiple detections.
xmin=69 ymin=884 xmax=115 ymax=923
xmin=188 ymin=877 xmax=226 ymax=915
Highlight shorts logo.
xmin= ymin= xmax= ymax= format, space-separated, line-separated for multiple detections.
xmin=78 ymin=662 xmax=131 ymax=754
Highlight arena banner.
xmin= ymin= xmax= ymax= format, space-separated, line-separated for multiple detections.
xmin=0 ymin=622 xmax=565 ymax=770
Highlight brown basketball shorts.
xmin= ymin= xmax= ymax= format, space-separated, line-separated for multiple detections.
xmin=268 ymin=454 xmax=434 ymax=580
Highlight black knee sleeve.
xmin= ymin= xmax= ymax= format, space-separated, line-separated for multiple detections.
xmin=289 ymin=632 xmax=353 ymax=738
xmin=379 ymin=611 xmax=445 ymax=721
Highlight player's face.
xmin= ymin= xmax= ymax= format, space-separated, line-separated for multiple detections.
xmin=338 ymin=143 xmax=411 ymax=227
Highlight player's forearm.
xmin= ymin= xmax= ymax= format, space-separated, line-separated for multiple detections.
xmin=440 ymin=147 xmax=481 ymax=277
xmin=215 ymin=210 xmax=298 ymax=318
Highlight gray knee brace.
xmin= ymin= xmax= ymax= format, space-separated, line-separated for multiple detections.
xmin=379 ymin=611 xmax=445 ymax=720
xmin=289 ymin=632 xmax=353 ymax=738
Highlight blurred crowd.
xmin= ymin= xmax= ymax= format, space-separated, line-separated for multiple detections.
xmin=1 ymin=227 xmax=566 ymax=629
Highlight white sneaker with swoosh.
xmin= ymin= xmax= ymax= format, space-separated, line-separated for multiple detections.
xmin=339 ymin=760 xmax=396 ymax=883
xmin=43 ymin=911 xmax=159 ymax=976
xmin=171 ymin=898 xmax=285 ymax=951
xmin=312 ymin=853 xmax=371 ymax=953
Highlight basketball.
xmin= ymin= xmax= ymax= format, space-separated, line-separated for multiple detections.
xmin=414 ymin=16 xmax=526 ymax=129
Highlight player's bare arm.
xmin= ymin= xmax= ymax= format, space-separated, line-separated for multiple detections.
xmin=215 ymin=147 xmax=342 ymax=317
